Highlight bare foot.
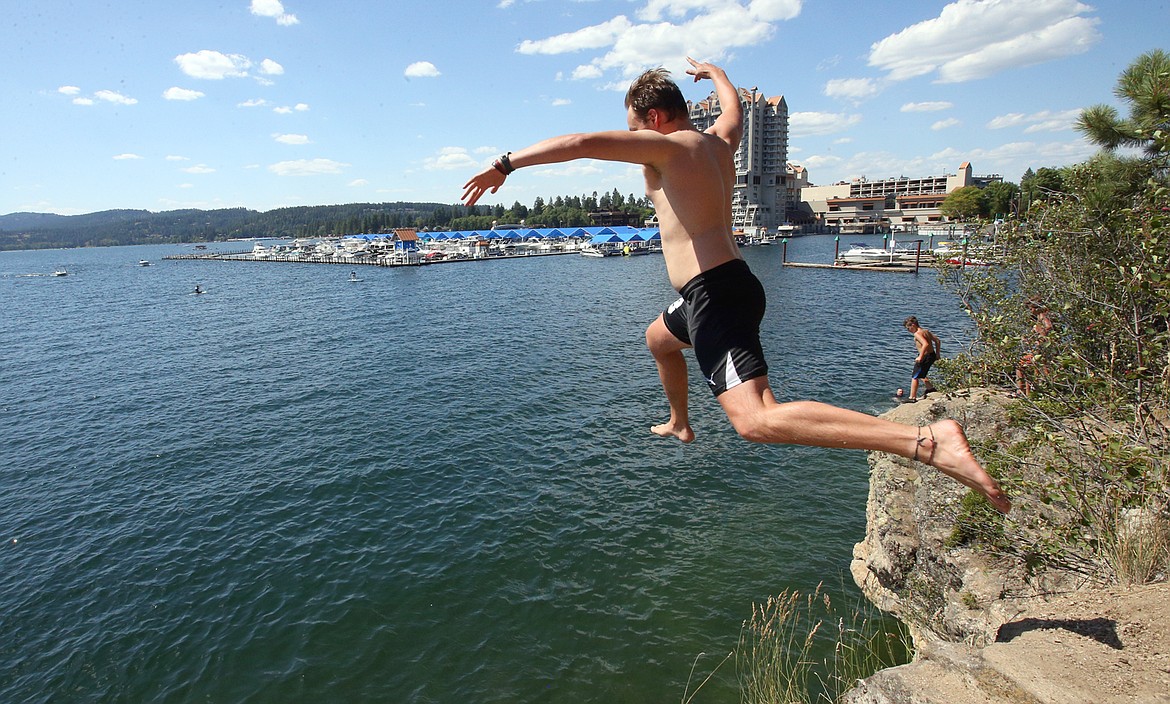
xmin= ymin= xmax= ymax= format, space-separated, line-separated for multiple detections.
xmin=650 ymin=421 xmax=695 ymax=443
xmin=921 ymin=419 xmax=1012 ymax=514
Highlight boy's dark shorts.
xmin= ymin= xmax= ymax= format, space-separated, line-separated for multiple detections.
xmin=912 ymin=352 xmax=938 ymax=379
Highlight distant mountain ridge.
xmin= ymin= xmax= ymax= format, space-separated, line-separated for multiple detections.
xmin=0 ymin=209 xmax=158 ymax=232
xmin=0 ymin=203 xmax=450 ymax=250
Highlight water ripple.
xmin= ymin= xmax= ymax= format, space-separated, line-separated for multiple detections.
xmin=1 ymin=241 xmax=974 ymax=702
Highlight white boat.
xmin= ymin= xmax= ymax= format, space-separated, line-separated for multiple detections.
xmin=52 ymin=269 xmax=68 ymax=276
xmin=580 ymin=246 xmax=621 ymax=257
xmin=837 ymin=240 xmax=921 ymax=265
xmin=138 ymin=260 xmax=151 ymax=266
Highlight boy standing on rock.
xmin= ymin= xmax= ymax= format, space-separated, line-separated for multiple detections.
xmin=460 ymin=59 xmax=1010 ymax=514
xmin=903 ymin=316 xmax=941 ymax=401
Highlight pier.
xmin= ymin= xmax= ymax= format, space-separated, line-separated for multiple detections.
xmin=779 ymin=238 xmax=928 ymax=274
xmin=778 ymin=236 xmax=993 ymax=273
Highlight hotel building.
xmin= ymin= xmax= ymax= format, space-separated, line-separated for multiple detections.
xmin=800 ymin=162 xmax=1003 ymax=233
xmin=688 ymin=87 xmax=802 ymax=233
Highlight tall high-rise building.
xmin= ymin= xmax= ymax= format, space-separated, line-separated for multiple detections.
xmin=688 ymin=87 xmax=794 ymax=232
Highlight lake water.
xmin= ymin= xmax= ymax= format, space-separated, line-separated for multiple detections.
xmin=0 ymin=237 xmax=971 ymax=702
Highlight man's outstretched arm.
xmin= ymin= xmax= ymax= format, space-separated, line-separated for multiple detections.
xmin=686 ymin=58 xmax=743 ymax=151
xmin=461 ymin=130 xmax=675 ymax=207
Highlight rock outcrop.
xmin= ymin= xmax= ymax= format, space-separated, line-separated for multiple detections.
xmin=846 ymin=389 xmax=1170 ymax=704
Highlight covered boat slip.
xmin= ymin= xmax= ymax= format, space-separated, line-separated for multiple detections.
xmin=164 ymin=226 xmax=662 ymax=267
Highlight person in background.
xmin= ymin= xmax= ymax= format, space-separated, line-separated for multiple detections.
xmin=903 ymin=316 xmax=941 ymax=401
xmin=1016 ymin=299 xmax=1053 ymax=395
xmin=461 ymin=59 xmax=1010 ymax=514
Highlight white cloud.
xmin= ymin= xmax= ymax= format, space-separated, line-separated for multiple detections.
xmin=404 ymin=61 xmax=441 ymax=78
xmin=250 ymin=0 xmax=299 ymax=26
xmin=175 ymin=50 xmax=252 ymax=80
xmin=72 ymin=97 xmax=95 ymax=106
xmin=163 ymin=87 xmax=205 ymax=101
xmin=551 ymin=98 xmax=572 ymax=107
xmin=519 ymin=16 xmax=633 ymax=55
xmin=516 ymin=1 xmax=803 ymax=81
xmin=424 ymin=146 xmax=479 ymax=171
xmin=260 ymin=59 xmax=284 ymax=75
xmin=789 ymin=111 xmax=862 ymax=138
xmin=273 ymin=133 xmax=310 ymax=145
xmin=987 ymin=108 xmax=1081 ymax=132
xmin=931 ymin=117 xmax=961 ymax=130
xmin=113 ymin=153 xmax=143 ymax=160
xmin=166 ymin=155 xmax=189 ymax=161
xmin=95 ymin=90 xmax=138 ymax=105
xmin=58 ymin=85 xmax=80 ymax=95
xmin=572 ymin=64 xmax=604 ymax=80
xmin=239 ymin=98 xmax=268 ymax=107
xmin=868 ymin=0 xmax=1101 ymax=84
xmin=823 ymin=77 xmax=881 ymax=103
xmin=183 ymin=164 xmax=216 ymax=174
xmin=349 ymin=179 xmax=369 ymax=187
xmin=800 ymin=153 xmax=844 ymax=176
xmin=272 ymin=103 xmax=309 ymax=114
xmin=268 ymin=158 xmax=348 ymax=176
xmin=901 ymin=101 xmax=952 ymax=112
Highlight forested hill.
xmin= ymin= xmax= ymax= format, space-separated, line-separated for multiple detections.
xmin=0 ymin=202 xmax=455 ymax=251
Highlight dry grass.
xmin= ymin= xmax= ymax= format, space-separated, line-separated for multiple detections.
xmin=734 ymin=584 xmax=910 ymax=704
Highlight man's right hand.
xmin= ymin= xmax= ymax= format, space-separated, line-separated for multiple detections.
xmin=461 ymin=165 xmax=505 ymax=207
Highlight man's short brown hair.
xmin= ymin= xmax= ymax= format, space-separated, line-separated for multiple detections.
xmin=903 ymin=316 xmax=919 ymax=329
xmin=625 ymin=68 xmax=689 ymax=123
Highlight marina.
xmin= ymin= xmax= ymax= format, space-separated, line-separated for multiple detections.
xmin=163 ymin=225 xmax=665 ymax=267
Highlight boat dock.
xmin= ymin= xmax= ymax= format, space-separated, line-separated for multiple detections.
xmin=783 ymin=259 xmax=923 ymax=273
xmin=779 ymin=239 xmax=931 ymax=274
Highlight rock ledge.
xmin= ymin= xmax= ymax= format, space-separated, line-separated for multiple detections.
xmin=846 ymin=389 xmax=1170 ymax=704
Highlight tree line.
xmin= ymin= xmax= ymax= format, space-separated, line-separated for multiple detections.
xmin=937 ymin=166 xmax=1078 ymax=222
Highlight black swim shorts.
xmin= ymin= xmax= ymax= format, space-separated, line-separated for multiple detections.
xmin=912 ymin=351 xmax=938 ymax=379
xmin=661 ymin=258 xmax=769 ymax=396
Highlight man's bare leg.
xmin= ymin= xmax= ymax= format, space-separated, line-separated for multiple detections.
xmin=718 ymin=379 xmax=1011 ymax=513
xmin=645 ymin=315 xmax=695 ymax=443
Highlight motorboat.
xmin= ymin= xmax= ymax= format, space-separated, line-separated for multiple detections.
xmin=836 ymin=241 xmax=921 ymax=265
xmin=580 ymin=245 xmax=622 ymax=257
xmin=52 ymin=269 xmax=68 ymax=276
xmin=138 ymin=260 xmax=151 ymax=266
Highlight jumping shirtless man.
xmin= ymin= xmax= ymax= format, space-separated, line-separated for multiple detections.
xmin=461 ymin=59 xmax=1010 ymax=514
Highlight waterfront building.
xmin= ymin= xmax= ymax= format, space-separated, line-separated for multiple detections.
xmin=800 ymin=162 xmax=1002 ymax=233
xmin=688 ymin=87 xmax=795 ymax=234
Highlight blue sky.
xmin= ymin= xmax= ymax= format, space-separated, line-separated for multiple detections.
xmin=2 ymin=0 xmax=1165 ymax=215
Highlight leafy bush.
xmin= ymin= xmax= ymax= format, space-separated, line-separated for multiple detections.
xmin=940 ymin=51 xmax=1169 ymax=583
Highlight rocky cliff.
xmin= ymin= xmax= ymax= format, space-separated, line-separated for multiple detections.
xmin=845 ymin=389 xmax=1170 ymax=703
